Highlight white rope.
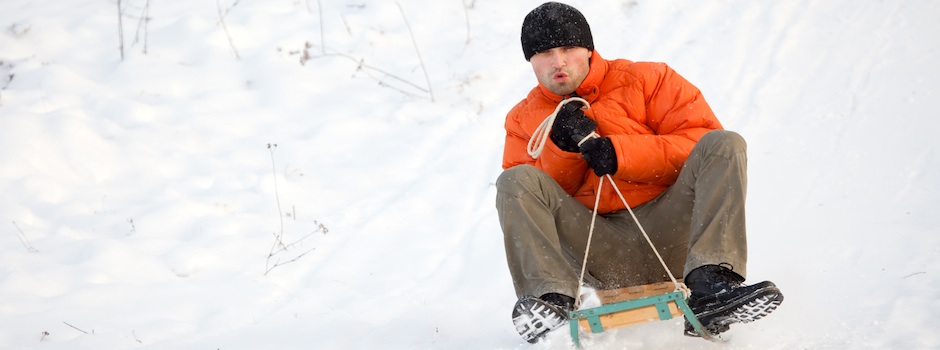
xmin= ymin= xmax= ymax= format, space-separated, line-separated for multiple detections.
xmin=526 ymin=97 xmax=591 ymax=159
xmin=527 ymin=98 xmax=689 ymax=308
xmin=574 ymin=175 xmax=605 ymax=308
xmin=576 ymin=132 xmax=600 ymax=148
xmin=573 ymin=173 xmax=690 ymax=308
xmin=604 ymin=176 xmax=691 ymax=299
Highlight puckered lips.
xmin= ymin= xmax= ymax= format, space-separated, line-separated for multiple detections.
xmin=553 ymin=70 xmax=569 ymax=83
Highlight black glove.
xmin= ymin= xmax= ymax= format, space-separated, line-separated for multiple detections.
xmin=550 ymin=101 xmax=596 ymax=152
xmin=580 ymin=137 xmax=618 ymax=176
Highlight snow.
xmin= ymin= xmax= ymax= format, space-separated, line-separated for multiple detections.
xmin=1 ymin=0 xmax=938 ymax=349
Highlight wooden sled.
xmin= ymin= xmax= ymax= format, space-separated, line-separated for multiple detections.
xmin=568 ymin=281 xmax=716 ymax=346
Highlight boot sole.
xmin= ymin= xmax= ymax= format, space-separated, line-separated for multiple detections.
xmin=685 ymin=283 xmax=784 ymax=336
xmin=512 ymin=296 xmax=568 ymax=343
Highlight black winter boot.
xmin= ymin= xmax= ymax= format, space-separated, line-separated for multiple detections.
xmin=511 ymin=293 xmax=574 ymax=343
xmin=683 ymin=264 xmax=783 ymax=337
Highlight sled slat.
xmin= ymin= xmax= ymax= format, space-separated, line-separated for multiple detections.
xmin=593 ymin=281 xmax=677 ymax=304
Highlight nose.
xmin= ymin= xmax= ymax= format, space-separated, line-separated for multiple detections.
xmin=549 ymin=50 xmax=566 ymax=68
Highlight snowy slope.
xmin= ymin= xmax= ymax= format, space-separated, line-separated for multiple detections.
xmin=0 ymin=0 xmax=937 ymax=349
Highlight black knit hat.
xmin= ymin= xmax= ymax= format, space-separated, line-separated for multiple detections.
xmin=521 ymin=2 xmax=594 ymax=61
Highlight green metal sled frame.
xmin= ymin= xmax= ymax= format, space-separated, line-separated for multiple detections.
xmin=568 ymin=291 xmax=715 ymax=347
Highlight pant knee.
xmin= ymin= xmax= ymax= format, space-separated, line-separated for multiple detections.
xmin=496 ymin=164 xmax=542 ymax=194
xmin=700 ymin=130 xmax=747 ymax=156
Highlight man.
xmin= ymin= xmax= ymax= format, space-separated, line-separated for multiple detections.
xmin=496 ymin=2 xmax=784 ymax=343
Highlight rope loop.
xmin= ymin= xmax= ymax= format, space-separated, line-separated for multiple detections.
xmin=526 ymin=97 xmax=590 ymax=159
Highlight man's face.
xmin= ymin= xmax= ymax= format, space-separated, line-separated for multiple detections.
xmin=529 ymin=46 xmax=591 ymax=96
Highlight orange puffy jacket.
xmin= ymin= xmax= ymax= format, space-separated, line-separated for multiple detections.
xmin=502 ymin=50 xmax=723 ymax=213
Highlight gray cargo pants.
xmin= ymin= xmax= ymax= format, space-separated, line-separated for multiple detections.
xmin=496 ymin=130 xmax=748 ymax=299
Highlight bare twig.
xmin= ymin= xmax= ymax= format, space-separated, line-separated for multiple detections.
xmin=301 ymin=47 xmax=429 ymax=98
xmin=143 ymin=0 xmax=151 ymax=52
xmin=12 ymin=221 xmax=38 ymax=253
xmin=268 ymin=222 xmax=327 ymax=257
xmin=133 ymin=0 xmax=151 ymax=54
xmin=396 ymin=2 xmax=434 ymax=102
xmin=0 ymin=72 xmax=12 ymax=105
xmin=340 ymin=14 xmax=352 ymax=35
xmin=317 ymin=0 xmax=325 ymax=55
xmin=263 ymin=144 xmax=328 ymax=275
xmin=216 ymin=0 xmax=241 ymax=60
xmin=266 ymin=143 xmax=285 ymax=248
xmin=265 ymin=247 xmax=316 ymax=275
xmin=264 ymin=143 xmax=288 ymax=275
xmin=63 ymin=321 xmax=89 ymax=335
xmin=116 ymin=0 xmax=124 ymax=60
xmin=346 ymin=54 xmax=429 ymax=94
xmin=220 ymin=0 xmax=242 ymax=19
xmin=460 ymin=0 xmax=471 ymax=44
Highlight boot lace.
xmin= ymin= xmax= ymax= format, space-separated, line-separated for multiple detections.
xmin=715 ymin=263 xmax=745 ymax=285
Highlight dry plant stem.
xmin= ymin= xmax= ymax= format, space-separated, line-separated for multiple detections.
xmin=143 ymin=0 xmax=150 ymax=52
xmin=133 ymin=0 xmax=151 ymax=53
xmin=396 ymin=2 xmax=434 ymax=102
xmin=317 ymin=0 xmax=325 ymax=55
xmin=269 ymin=144 xmax=284 ymax=243
xmin=221 ymin=0 xmax=241 ymax=18
xmin=264 ymin=143 xmax=321 ymax=275
xmin=307 ymin=48 xmax=429 ymax=97
xmin=265 ymin=248 xmax=315 ymax=275
xmin=347 ymin=55 xmax=428 ymax=94
xmin=266 ymin=143 xmax=285 ymax=252
xmin=63 ymin=321 xmax=89 ymax=335
xmin=460 ymin=0 xmax=471 ymax=44
xmin=269 ymin=225 xmax=323 ymax=256
xmin=217 ymin=0 xmax=241 ymax=60
xmin=0 ymin=72 xmax=11 ymax=105
xmin=12 ymin=221 xmax=37 ymax=253
xmin=265 ymin=222 xmax=326 ymax=275
xmin=116 ymin=0 xmax=124 ymax=61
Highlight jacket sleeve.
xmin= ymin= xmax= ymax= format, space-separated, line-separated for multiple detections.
xmin=608 ymin=62 xmax=723 ymax=184
xmin=502 ymin=100 xmax=590 ymax=194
